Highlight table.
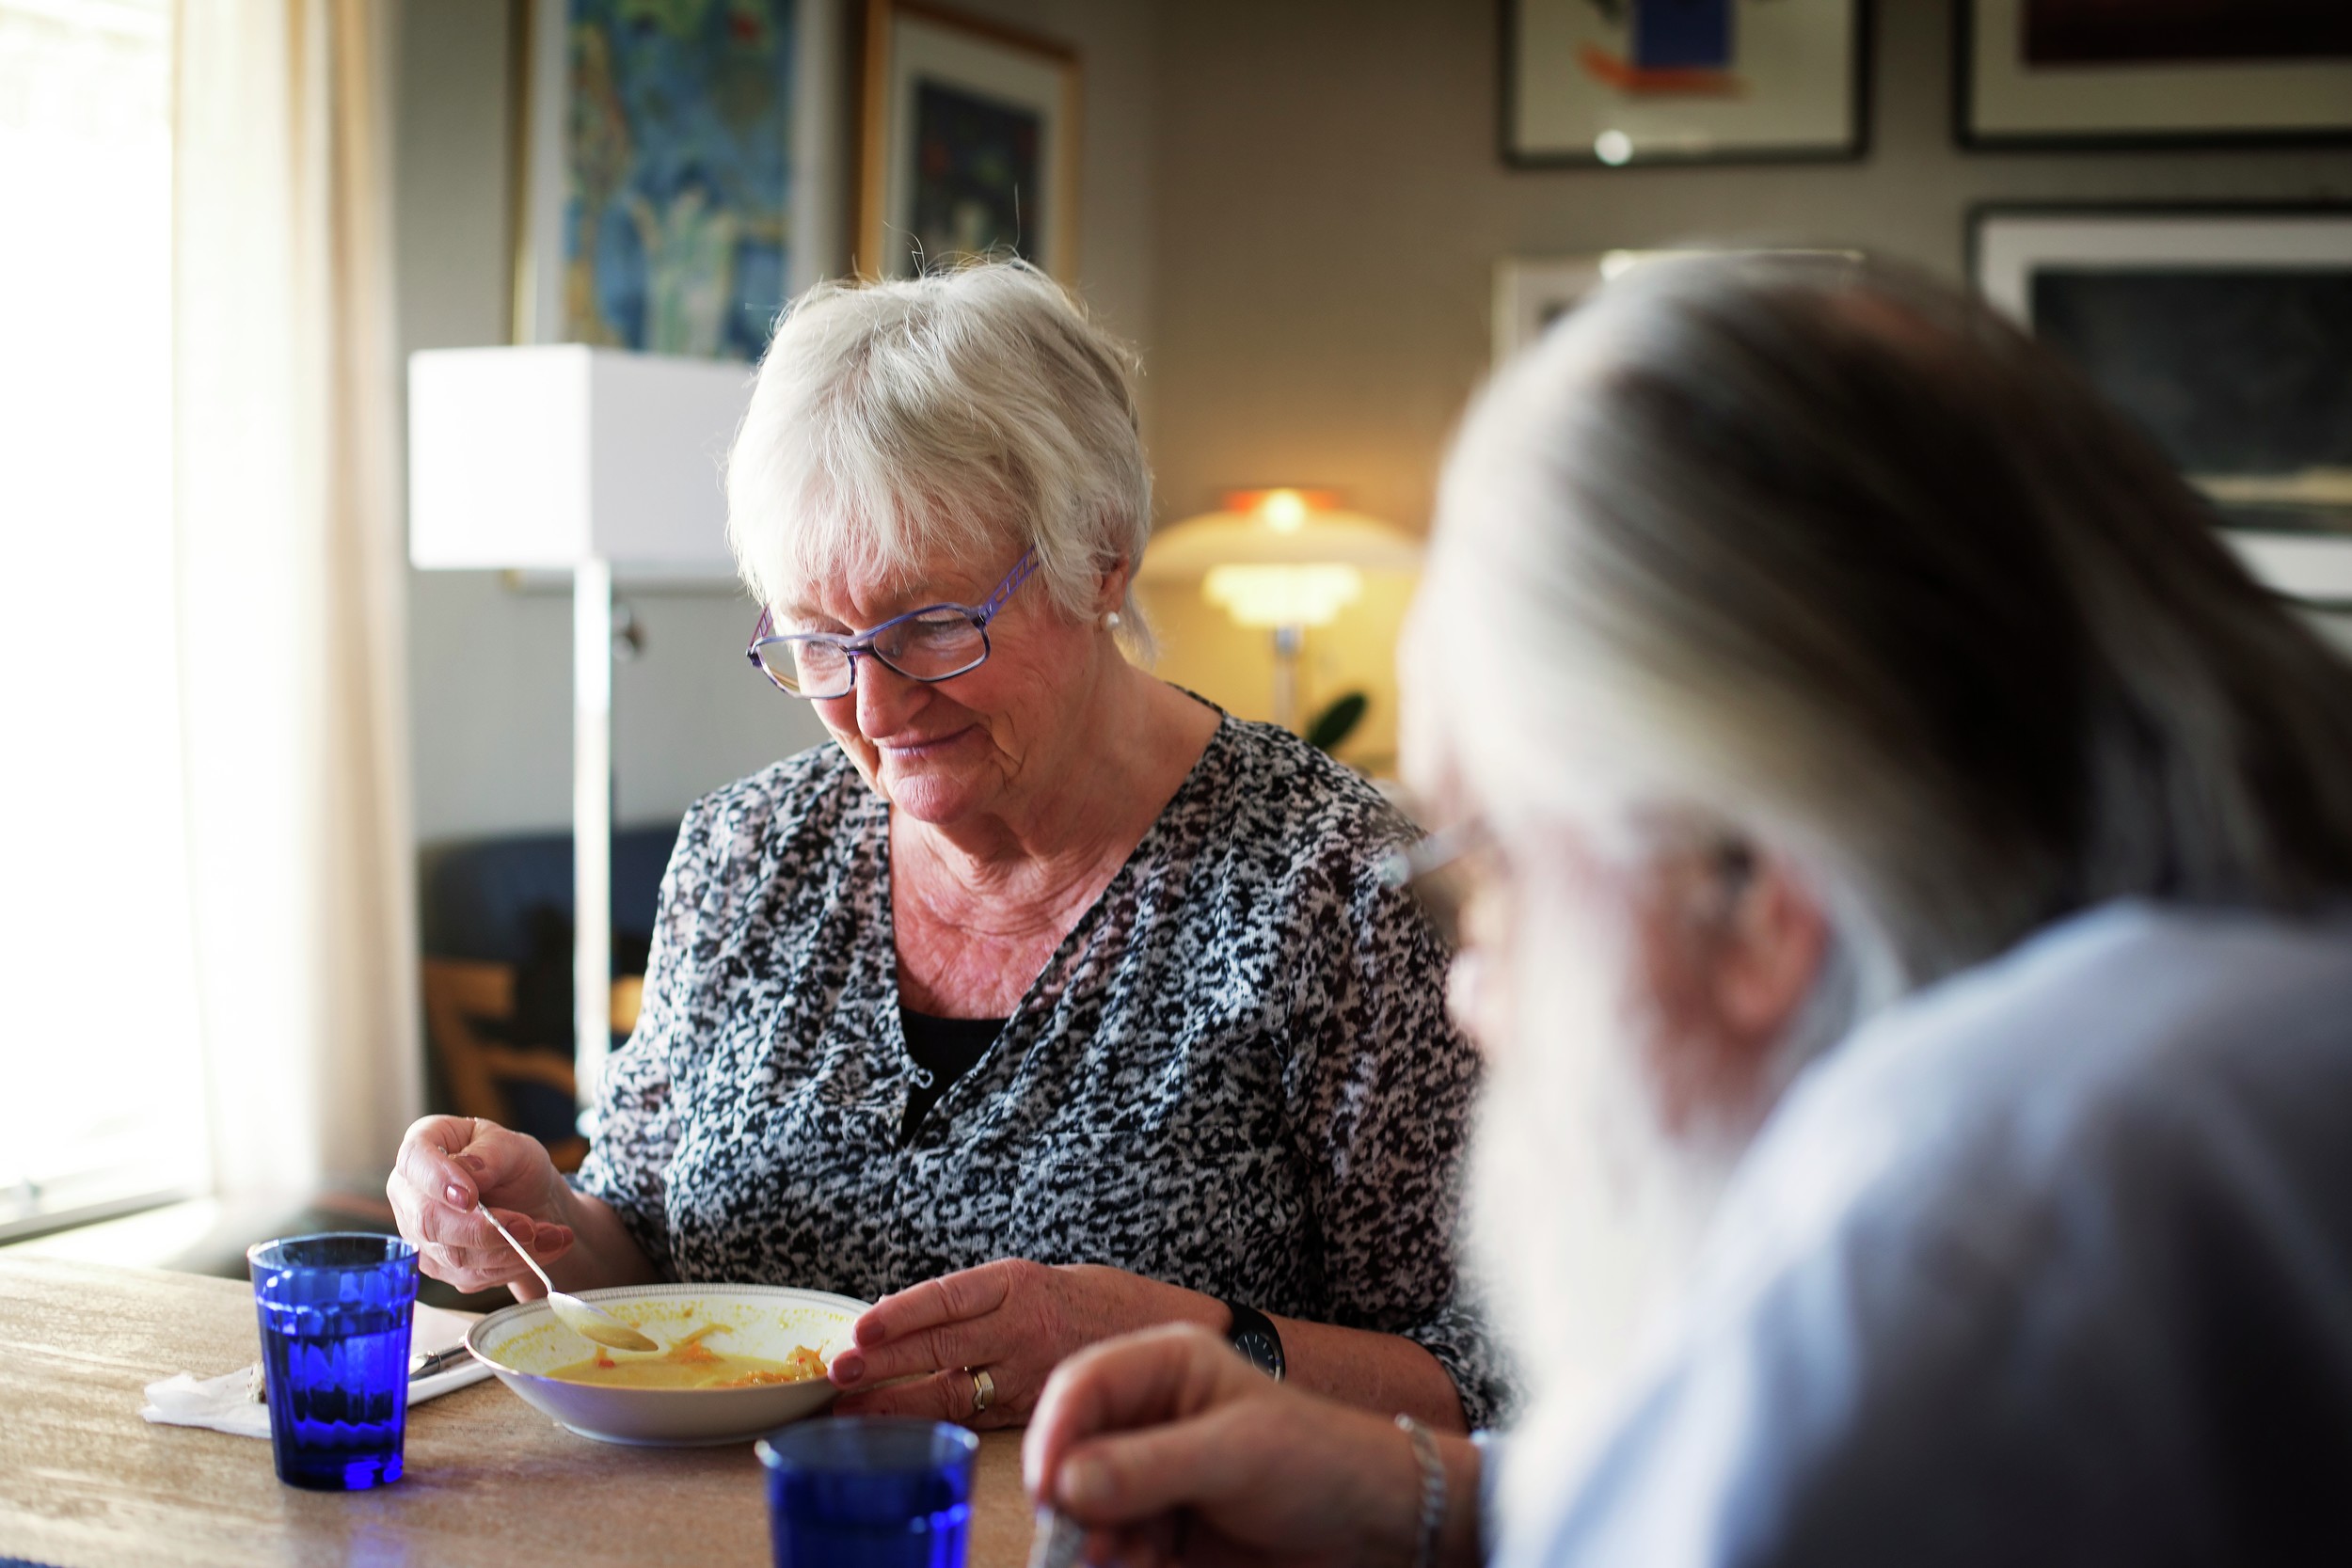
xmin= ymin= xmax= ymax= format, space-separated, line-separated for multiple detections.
xmin=0 ymin=1258 xmax=1039 ymax=1567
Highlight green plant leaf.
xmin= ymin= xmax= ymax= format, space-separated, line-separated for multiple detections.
xmin=1305 ymin=691 xmax=1368 ymax=753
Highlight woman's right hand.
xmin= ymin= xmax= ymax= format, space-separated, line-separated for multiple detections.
xmin=387 ymin=1115 xmax=577 ymax=1295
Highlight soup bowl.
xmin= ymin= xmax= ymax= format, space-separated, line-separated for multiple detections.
xmin=465 ymin=1282 xmax=867 ymax=1447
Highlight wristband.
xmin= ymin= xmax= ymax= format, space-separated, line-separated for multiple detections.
xmin=1396 ymin=1414 xmax=1444 ymax=1568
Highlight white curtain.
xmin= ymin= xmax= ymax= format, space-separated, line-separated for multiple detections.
xmin=174 ymin=0 xmax=419 ymax=1201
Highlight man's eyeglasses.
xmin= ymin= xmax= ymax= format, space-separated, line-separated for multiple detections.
xmin=1380 ymin=816 xmax=1759 ymax=949
xmin=746 ymin=549 xmax=1040 ymax=700
xmin=1378 ymin=818 xmax=1495 ymax=949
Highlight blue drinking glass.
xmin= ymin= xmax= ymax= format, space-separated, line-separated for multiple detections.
xmin=247 ymin=1232 xmax=421 ymax=1492
xmin=757 ymin=1418 xmax=980 ymax=1568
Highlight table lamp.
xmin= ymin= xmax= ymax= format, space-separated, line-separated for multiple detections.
xmin=1140 ymin=489 xmax=1422 ymax=731
xmin=407 ymin=344 xmax=753 ymax=1116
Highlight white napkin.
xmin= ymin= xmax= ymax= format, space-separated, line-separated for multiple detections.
xmin=141 ymin=1302 xmax=494 ymax=1439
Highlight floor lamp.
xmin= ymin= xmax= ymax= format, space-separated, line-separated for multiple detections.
xmin=407 ymin=345 xmax=752 ymax=1118
xmin=1140 ymin=489 xmax=1422 ymax=731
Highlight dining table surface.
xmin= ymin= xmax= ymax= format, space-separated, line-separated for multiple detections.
xmin=0 ymin=1255 xmax=1044 ymax=1567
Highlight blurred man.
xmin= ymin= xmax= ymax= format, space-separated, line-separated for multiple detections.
xmin=1023 ymin=256 xmax=2352 ymax=1566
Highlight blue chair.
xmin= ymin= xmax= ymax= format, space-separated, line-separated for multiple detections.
xmin=420 ymin=825 xmax=679 ymax=1165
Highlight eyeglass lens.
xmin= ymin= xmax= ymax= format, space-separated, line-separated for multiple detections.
xmin=1380 ymin=819 xmax=1495 ymax=950
xmin=758 ymin=609 xmax=990 ymax=698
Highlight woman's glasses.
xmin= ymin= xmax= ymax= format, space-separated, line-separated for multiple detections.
xmin=746 ymin=550 xmax=1040 ymax=700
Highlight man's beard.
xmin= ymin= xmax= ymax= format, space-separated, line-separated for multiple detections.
xmin=1463 ymin=897 xmax=1741 ymax=1447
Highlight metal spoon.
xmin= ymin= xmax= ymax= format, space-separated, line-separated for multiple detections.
xmin=476 ymin=1203 xmax=659 ymax=1353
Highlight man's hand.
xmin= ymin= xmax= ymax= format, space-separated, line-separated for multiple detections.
xmin=1023 ymin=1323 xmax=1461 ymax=1568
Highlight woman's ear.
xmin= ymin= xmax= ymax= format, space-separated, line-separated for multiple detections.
xmin=1093 ymin=556 xmax=1133 ymax=618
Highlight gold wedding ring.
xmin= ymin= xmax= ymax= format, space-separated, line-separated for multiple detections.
xmin=970 ymin=1366 xmax=995 ymax=1416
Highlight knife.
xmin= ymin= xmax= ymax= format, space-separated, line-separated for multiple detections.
xmin=247 ymin=1345 xmax=476 ymax=1402
xmin=408 ymin=1344 xmax=475 ymax=1380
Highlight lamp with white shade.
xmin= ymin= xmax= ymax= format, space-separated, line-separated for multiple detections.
xmin=407 ymin=344 xmax=753 ymax=1117
xmin=1140 ymin=489 xmax=1422 ymax=732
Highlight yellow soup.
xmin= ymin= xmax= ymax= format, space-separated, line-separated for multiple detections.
xmin=546 ymin=1323 xmax=830 ymax=1390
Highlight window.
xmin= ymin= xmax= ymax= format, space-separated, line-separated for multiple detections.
xmin=0 ymin=0 xmax=206 ymax=1239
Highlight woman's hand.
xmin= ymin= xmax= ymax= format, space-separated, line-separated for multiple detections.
xmin=386 ymin=1115 xmax=577 ymax=1295
xmin=827 ymin=1259 xmax=1224 ymax=1429
xmin=1024 ymin=1323 xmax=1462 ymax=1568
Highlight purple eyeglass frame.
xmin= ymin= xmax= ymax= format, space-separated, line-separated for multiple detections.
xmin=746 ymin=548 xmax=1041 ymax=698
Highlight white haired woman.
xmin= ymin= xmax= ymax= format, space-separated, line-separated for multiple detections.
xmin=386 ymin=261 xmax=1502 ymax=1433
xmin=1019 ymin=256 xmax=2352 ymax=1562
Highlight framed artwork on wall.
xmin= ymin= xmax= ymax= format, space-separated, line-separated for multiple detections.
xmin=1972 ymin=206 xmax=2352 ymax=606
xmin=1958 ymin=0 xmax=2352 ymax=150
xmin=857 ymin=0 xmax=1079 ymax=279
xmin=1493 ymin=255 xmax=1613 ymax=358
xmin=1502 ymin=0 xmax=1867 ymax=167
xmin=511 ymin=0 xmax=846 ymax=362
xmin=1493 ymin=247 xmax=1864 ymax=362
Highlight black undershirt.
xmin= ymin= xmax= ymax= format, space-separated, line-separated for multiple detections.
xmin=898 ymin=1007 xmax=1008 ymax=1144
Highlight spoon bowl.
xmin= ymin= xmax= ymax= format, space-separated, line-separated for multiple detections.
xmin=476 ymin=1204 xmax=660 ymax=1353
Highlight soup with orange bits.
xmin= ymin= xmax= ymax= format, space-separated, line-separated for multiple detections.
xmin=547 ymin=1323 xmax=831 ymax=1390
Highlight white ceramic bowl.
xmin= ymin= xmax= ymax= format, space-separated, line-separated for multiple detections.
xmin=465 ymin=1282 xmax=868 ymax=1447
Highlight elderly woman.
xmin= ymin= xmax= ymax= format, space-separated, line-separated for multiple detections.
xmin=388 ymin=261 xmax=1502 ymax=1432
xmin=1021 ymin=256 xmax=2352 ymax=1562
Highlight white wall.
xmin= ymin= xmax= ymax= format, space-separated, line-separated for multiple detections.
xmin=389 ymin=0 xmax=1159 ymax=843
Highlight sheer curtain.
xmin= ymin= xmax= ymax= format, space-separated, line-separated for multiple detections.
xmin=174 ymin=0 xmax=418 ymax=1201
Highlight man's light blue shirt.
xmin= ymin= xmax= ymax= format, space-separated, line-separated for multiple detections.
xmin=1491 ymin=901 xmax=2352 ymax=1566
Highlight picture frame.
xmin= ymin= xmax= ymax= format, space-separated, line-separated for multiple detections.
xmin=1971 ymin=205 xmax=2352 ymax=606
xmin=1493 ymin=255 xmax=1612 ymax=359
xmin=1501 ymin=0 xmax=1867 ymax=168
xmin=1493 ymin=247 xmax=1863 ymax=362
xmin=510 ymin=0 xmax=847 ymax=362
xmin=1957 ymin=0 xmax=2352 ymax=150
xmin=857 ymin=0 xmax=1080 ymax=279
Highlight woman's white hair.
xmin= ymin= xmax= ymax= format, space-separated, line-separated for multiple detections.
xmin=1418 ymin=253 xmax=2352 ymax=1004
xmin=726 ymin=259 xmax=1153 ymax=653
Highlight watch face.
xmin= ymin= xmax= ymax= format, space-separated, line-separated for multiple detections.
xmin=1233 ymin=1330 xmax=1279 ymax=1375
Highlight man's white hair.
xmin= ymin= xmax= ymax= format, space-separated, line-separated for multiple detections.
xmin=1415 ymin=253 xmax=2352 ymax=999
xmin=1432 ymin=253 xmax=2352 ymax=1471
xmin=726 ymin=260 xmax=1153 ymax=653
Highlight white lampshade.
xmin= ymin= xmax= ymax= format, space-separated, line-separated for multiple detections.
xmin=1204 ymin=562 xmax=1365 ymax=627
xmin=1141 ymin=488 xmax=1421 ymax=630
xmin=407 ymin=345 xmax=754 ymax=572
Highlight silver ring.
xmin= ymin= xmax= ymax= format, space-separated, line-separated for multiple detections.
xmin=970 ymin=1366 xmax=995 ymax=1416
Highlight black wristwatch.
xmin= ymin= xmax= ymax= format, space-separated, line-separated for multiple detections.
xmin=1219 ymin=1298 xmax=1285 ymax=1383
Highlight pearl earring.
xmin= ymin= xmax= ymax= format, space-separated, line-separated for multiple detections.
xmin=1104 ymin=611 xmax=1122 ymax=629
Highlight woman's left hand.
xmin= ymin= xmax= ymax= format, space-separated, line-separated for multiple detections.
xmin=828 ymin=1259 xmax=1222 ymax=1429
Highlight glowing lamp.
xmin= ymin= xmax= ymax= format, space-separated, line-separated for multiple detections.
xmin=1140 ymin=488 xmax=1421 ymax=730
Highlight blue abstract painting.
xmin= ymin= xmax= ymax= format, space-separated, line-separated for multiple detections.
xmin=563 ymin=0 xmax=794 ymax=361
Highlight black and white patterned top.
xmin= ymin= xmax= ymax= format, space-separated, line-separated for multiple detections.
xmin=574 ymin=715 xmax=1508 ymax=1425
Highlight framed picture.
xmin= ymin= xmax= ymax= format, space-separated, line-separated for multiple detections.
xmin=1493 ymin=247 xmax=1864 ymax=362
xmin=512 ymin=0 xmax=846 ymax=362
xmin=857 ymin=0 xmax=1079 ymax=278
xmin=1972 ymin=206 xmax=2352 ymax=605
xmin=1493 ymin=255 xmax=1613 ymax=358
xmin=1958 ymin=0 xmax=2352 ymax=150
xmin=1502 ymin=0 xmax=1867 ymax=167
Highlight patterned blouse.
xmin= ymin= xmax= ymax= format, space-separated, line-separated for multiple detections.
xmin=574 ymin=715 xmax=1509 ymax=1424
